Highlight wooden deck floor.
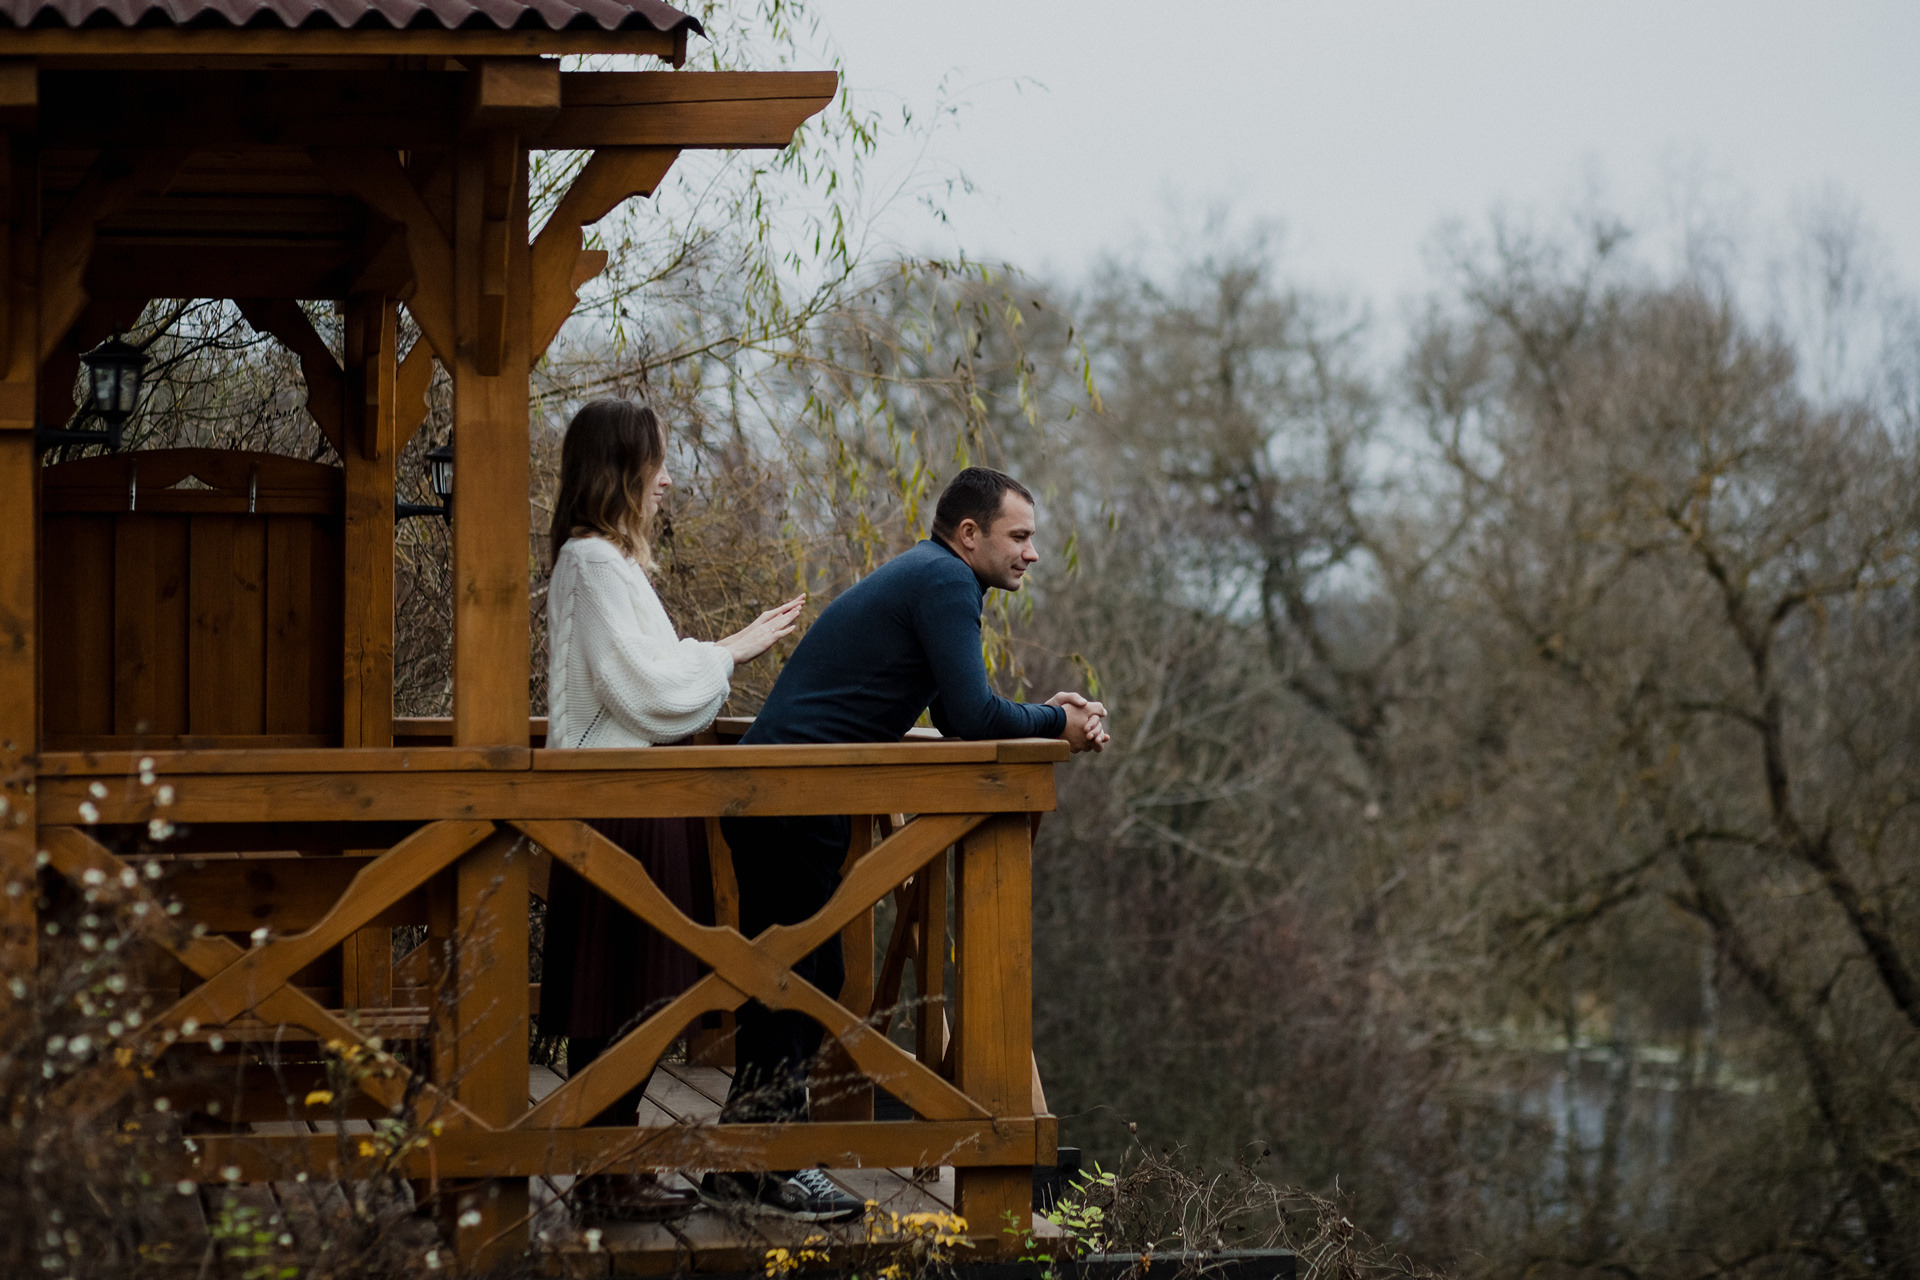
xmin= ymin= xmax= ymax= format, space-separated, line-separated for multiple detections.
xmin=533 ymin=1062 xmax=1061 ymax=1276
xmin=150 ymin=1062 xmax=1057 ymax=1277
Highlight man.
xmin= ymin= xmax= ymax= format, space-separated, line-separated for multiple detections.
xmin=704 ymin=467 xmax=1107 ymax=1221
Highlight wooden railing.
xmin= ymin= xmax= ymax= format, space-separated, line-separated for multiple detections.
xmin=30 ymin=737 xmax=1065 ymax=1266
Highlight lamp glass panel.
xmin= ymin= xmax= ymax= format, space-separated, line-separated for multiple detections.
xmin=116 ymin=366 xmax=140 ymax=413
xmin=429 ymin=458 xmax=452 ymax=500
xmin=90 ymin=366 xmax=115 ymax=414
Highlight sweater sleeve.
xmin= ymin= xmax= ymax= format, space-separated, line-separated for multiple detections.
xmin=572 ymin=553 xmax=735 ymax=743
xmin=914 ymin=573 xmax=1068 ymax=740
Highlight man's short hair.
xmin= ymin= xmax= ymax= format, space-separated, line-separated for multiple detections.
xmin=931 ymin=467 xmax=1035 ymax=542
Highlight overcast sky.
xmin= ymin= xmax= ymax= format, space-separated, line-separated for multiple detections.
xmin=802 ymin=1 xmax=1919 ymax=314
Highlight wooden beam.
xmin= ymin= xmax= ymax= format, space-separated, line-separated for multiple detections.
xmin=0 ymin=28 xmax=682 ymax=60
xmin=168 ymin=1117 xmax=1041 ymax=1184
xmin=39 ymin=147 xmax=186 ymax=360
xmin=37 ymin=760 xmax=1061 ymax=823
xmin=448 ymin=132 xmax=530 ymax=746
xmin=86 ymin=243 xmax=353 ymax=301
xmin=0 ymin=60 xmax=34 ymax=131
xmin=341 ymin=299 xmax=397 ymax=748
xmin=308 ymin=148 xmax=456 ymax=365
xmin=35 ymin=737 xmax=1065 ymax=773
xmin=528 ymin=146 xmax=678 ymax=364
xmin=235 ymin=298 xmax=345 ymax=455
xmin=37 ymin=70 xmax=834 ymax=152
xmin=463 ymin=58 xmax=561 ymax=133
xmin=537 ymin=71 xmax=837 ymax=149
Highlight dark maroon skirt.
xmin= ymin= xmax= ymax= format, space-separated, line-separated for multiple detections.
xmin=540 ymin=815 xmax=715 ymax=1040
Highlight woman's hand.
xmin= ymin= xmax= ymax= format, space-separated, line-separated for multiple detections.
xmin=718 ymin=595 xmax=806 ymax=664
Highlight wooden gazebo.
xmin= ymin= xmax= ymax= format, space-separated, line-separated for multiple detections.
xmin=0 ymin=1 xmax=1064 ymax=1271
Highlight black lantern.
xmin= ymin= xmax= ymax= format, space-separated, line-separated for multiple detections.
xmin=85 ymin=336 xmax=148 ymax=431
xmin=36 ymin=333 xmax=148 ymax=453
xmin=397 ymin=438 xmax=454 ymax=522
xmin=426 ymin=441 xmax=453 ymax=507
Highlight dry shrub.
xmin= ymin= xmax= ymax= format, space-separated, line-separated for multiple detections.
xmin=1044 ymin=1143 xmax=1444 ymax=1280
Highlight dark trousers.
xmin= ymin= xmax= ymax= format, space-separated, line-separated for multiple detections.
xmin=718 ymin=813 xmax=851 ymax=1123
xmin=566 ymin=1035 xmax=652 ymax=1127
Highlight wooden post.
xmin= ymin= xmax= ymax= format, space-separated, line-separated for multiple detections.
xmin=340 ymin=297 xmax=398 ymax=1012
xmin=953 ymin=813 xmax=1034 ymax=1251
xmin=447 ymin=123 xmax=532 ymax=1271
xmin=450 ymin=829 xmax=530 ymax=1270
xmin=448 ymin=134 xmax=530 ymax=748
xmin=0 ymin=132 xmax=37 ymax=996
xmin=341 ymin=296 xmax=397 ymax=749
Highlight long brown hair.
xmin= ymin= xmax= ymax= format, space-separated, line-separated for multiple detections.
xmin=549 ymin=398 xmax=665 ymax=570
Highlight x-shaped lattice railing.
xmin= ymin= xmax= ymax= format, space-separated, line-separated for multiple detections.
xmin=41 ymin=820 xmax=495 ymax=1130
xmin=511 ymin=812 xmax=991 ymax=1130
xmin=41 ymin=810 xmax=1005 ymax=1139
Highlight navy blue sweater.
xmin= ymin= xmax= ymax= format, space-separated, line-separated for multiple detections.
xmin=743 ymin=539 xmax=1068 ymax=746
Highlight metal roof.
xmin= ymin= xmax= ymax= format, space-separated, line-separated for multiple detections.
xmin=0 ymin=0 xmax=700 ymax=33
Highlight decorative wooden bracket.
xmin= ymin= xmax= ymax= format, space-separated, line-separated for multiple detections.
xmin=39 ymin=147 xmax=186 ymax=361
xmin=527 ymin=146 xmax=679 ymax=365
xmin=394 ymin=338 xmax=436 ymax=456
xmin=309 ymin=147 xmax=455 ymax=368
xmin=236 ymin=297 xmax=345 ymax=456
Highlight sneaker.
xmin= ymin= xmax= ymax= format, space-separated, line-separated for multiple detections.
xmin=575 ymin=1172 xmax=698 ymax=1223
xmin=700 ymin=1168 xmax=867 ymax=1224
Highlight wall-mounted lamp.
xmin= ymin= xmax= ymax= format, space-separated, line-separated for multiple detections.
xmin=396 ymin=439 xmax=453 ymax=522
xmin=36 ymin=334 xmax=149 ymax=453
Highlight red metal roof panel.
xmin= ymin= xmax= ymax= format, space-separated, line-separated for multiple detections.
xmin=0 ymin=0 xmax=699 ymax=32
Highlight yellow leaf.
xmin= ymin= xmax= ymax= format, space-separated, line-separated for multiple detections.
xmin=304 ymin=1090 xmax=334 ymax=1108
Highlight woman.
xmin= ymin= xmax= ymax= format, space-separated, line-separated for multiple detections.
xmin=541 ymin=398 xmax=802 ymax=1217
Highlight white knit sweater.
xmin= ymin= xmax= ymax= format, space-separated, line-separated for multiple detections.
xmin=545 ymin=536 xmax=735 ymax=749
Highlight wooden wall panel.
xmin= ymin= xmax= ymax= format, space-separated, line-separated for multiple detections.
xmin=113 ymin=514 xmax=190 ymax=736
xmin=263 ymin=515 xmax=314 ymax=734
xmin=310 ymin=515 xmax=345 ymax=737
xmin=188 ymin=514 xmax=267 ymax=735
xmin=41 ymin=514 xmax=115 ymax=736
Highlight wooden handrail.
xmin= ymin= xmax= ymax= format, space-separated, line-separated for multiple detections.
xmin=38 ymin=737 xmax=1067 ymax=777
xmin=389 ymin=713 xmax=949 ymax=744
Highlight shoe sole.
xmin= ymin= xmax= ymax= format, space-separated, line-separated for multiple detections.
xmin=696 ymin=1192 xmax=863 ymax=1225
